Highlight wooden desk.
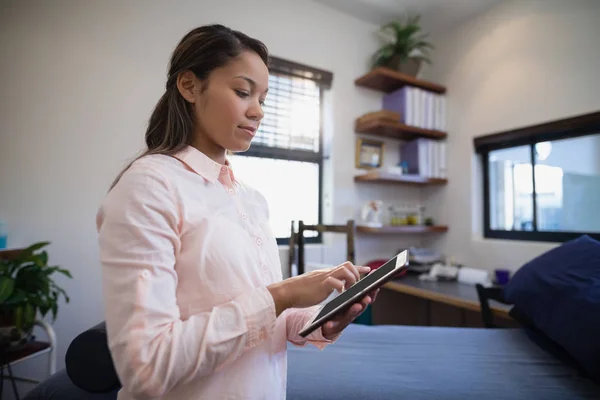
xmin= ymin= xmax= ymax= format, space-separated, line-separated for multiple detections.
xmin=371 ymin=275 xmax=519 ymax=328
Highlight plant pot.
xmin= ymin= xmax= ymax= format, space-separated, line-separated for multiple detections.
xmin=0 ymin=309 xmax=33 ymax=349
xmin=385 ymin=56 xmax=422 ymax=77
xmin=398 ymin=58 xmax=422 ymax=77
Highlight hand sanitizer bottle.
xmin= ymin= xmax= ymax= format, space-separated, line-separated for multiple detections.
xmin=0 ymin=220 xmax=7 ymax=249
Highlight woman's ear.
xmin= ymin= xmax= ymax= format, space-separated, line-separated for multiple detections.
xmin=176 ymin=70 xmax=199 ymax=103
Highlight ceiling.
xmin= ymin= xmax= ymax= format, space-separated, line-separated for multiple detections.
xmin=314 ymin=0 xmax=503 ymax=33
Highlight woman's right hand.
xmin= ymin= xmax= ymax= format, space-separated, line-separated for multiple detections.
xmin=267 ymin=262 xmax=371 ymax=316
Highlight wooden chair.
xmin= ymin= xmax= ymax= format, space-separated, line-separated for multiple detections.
xmin=475 ymin=283 xmax=512 ymax=328
xmin=288 ymin=220 xmax=356 ymax=277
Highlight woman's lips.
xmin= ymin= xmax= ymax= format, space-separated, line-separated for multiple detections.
xmin=239 ymin=126 xmax=257 ymax=137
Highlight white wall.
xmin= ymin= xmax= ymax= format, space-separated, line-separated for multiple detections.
xmin=0 ymin=0 xmax=432 ymax=393
xmin=419 ymin=0 xmax=600 ymax=271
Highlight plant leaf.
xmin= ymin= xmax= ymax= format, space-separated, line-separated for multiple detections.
xmin=39 ymin=304 xmax=50 ymax=317
xmin=24 ymin=303 xmax=35 ymax=330
xmin=14 ymin=306 xmax=23 ymax=331
xmin=51 ymin=303 xmax=58 ymax=321
xmin=0 ymin=277 xmax=15 ymax=303
xmin=4 ymin=289 xmax=27 ymax=305
xmin=59 ymin=269 xmax=73 ymax=279
xmin=38 ymin=251 xmax=48 ymax=266
xmin=15 ymin=242 xmax=50 ymax=262
xmin=24 ymin=241 xmax=50 ymax=254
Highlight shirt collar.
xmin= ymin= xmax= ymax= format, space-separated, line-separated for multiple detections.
xmin=172 ymin=145 xmax=236 ymax=184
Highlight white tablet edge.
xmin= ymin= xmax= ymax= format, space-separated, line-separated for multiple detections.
xmin=299 ymin=250 xmax=408 ymax=337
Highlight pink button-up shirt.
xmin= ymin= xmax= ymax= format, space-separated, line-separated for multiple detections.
xmin=96 ymin=145 xmax=335 ymax=400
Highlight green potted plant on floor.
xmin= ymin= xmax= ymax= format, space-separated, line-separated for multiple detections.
xmin=0 ymin=242 xmax=72 ymax=348
xmin=371 ymin=14 xmax=434 ymax=76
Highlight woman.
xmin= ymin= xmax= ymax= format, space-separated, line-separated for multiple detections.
xmin=97 ymin=24 xmax=377 ymax=399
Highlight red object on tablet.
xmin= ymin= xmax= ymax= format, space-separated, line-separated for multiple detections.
xmin=366 ymin=259 xmax=408 ymax=278
xmin=366 ymin=259 xmax=387 ymax=270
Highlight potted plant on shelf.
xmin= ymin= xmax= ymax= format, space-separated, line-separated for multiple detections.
xmin=0 ymin=242 xmax=72 ymax=348
xmin=371 ymin=14 xmax=434 ymax=76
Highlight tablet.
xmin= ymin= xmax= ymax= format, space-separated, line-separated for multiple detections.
xmin=299 ymin=250 xmax=409 ymax=338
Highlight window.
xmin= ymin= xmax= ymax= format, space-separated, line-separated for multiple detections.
xmin=475 ymin=111 xmax=600 ymax=242
xmin=230 ymin=57 xmax=333 ymax=244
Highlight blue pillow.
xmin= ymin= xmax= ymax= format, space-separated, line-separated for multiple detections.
xmin=504 ymin=235 xmax=600 ymax=382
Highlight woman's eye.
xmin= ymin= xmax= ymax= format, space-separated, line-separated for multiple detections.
xmin=235 ymin=90 xmax=249 ymax=98
xmin=259 ymin=99 xmax=266 ymax=107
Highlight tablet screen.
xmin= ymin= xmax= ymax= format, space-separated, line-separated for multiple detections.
xmin=314 ymin=255 xmax=401 ymax=321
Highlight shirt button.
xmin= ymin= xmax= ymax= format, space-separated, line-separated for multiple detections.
xmin=256 ymin=238 xmax=262 ymax=246
xmin=241 ymin=213 xmax=247 ymax=220
xmin=141 ymin=270 xmax=150 ymax=279
xmin=228 ymin=188 xmax=235 ymax=195
xmin=262 ymin=264 xmax=268 ymax=272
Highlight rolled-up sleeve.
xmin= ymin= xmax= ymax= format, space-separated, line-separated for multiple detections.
xmin=283 ymin=307 xmax=341 ymax=350
xmin=97 ymin=165 xmax=276 ymax=399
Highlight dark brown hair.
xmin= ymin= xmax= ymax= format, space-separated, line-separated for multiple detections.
xmin=110 ymin=24 xmax=269 ymax=189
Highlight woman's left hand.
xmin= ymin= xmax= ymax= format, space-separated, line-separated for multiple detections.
xmin=321 ymin=289 xmax=379 ymax=340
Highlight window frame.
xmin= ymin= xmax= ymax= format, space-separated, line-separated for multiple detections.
xmin=242 ymin=56 xmax=332 ymax=245
xmin=475 ymin=110 xmax=600 ymax=243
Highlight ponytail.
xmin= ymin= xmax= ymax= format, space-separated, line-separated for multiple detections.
xmin=109 ymin=86 xmax=194 ymax=190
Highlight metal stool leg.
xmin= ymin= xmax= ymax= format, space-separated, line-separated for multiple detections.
xmin=1 ymin=361 xmax=4 ymax=400
xmin=34 ymin=320 xmax=56 ymax=377
xmin=5 ymin=361 xmax=19 ymax=400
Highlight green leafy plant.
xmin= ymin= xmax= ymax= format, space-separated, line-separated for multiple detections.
xmin=372 ymin=14 xmax=434 ymax=70
xmin=0 ymin=242 xmax=72 ymax=336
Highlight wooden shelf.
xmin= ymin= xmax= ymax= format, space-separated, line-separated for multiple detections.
xmin=0 ymin=248 xmax=23 ymax=260
xmin=355 ymin=117 xmax=447 ymax=141
xmin=355 ymin=67 xmax=446 ymax=94
xmin=357 ymin=225 xmax=448 ymax=234
xmin=354 ymin=171 xmax=447 ymax=186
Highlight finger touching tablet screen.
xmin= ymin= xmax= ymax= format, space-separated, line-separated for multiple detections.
xmin=299 ymin=250 xmax=409 ymax=338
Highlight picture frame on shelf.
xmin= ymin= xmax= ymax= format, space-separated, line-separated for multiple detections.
xmin=356 ymin=138 xmax=384 ymax=169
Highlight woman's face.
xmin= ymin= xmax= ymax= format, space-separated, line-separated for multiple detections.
xmin=183 ymin=50 xmax=269 ymax=159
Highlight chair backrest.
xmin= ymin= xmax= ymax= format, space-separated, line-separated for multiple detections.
xmin=288 ymin=220 xmax=355 ymax=276
xmin=475 ymin=283 xmax=511 ymax=328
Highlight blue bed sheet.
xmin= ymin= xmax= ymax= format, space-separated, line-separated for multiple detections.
xmin=286 ymin=324 xmax=600 ymax=400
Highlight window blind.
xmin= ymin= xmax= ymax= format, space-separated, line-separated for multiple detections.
xmin=253 ymin=72 xmax=321 ymax=153
xmin=231 ymin=56 xmax=332 ymax=244
xmin=268 ymin=56 xmax=333 ymax=89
